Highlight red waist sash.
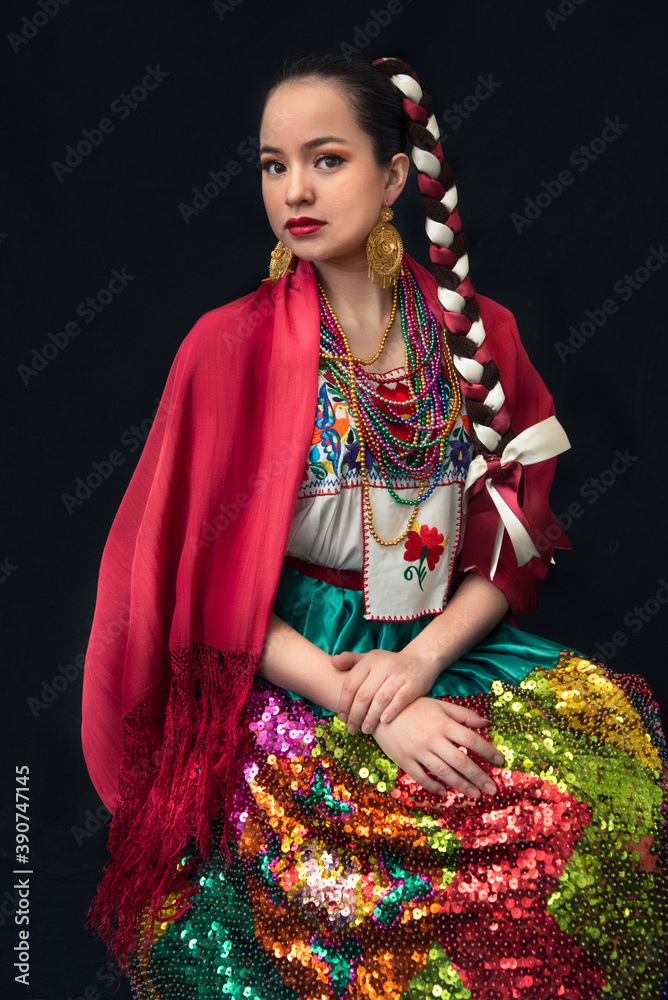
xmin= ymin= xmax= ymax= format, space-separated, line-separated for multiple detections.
xmin=284 ymin=555 xmax=364 ymax=591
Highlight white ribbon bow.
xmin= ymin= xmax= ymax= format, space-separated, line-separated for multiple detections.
xmin=463 ymin=415 xmax=571 ymax=579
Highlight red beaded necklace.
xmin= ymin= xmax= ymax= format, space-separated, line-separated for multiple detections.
xmin=318 ymin=262 xmax=461 ymax=546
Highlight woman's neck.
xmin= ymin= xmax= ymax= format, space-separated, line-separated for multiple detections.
xmin=313 ymin=258 xmax=404 ymax=372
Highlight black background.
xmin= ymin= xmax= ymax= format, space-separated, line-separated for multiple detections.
xmin=2 ymin=0 xmax=667 ymax=996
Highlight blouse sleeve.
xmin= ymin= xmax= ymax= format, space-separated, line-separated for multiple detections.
xmin=455 ymin=295 xmax=570 ymax=617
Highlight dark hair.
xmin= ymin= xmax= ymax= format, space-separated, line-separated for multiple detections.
xmin=264 ymin=54 xmax=514 ymax=457
xmin=264 ymin=53 xmax=407 ymax=166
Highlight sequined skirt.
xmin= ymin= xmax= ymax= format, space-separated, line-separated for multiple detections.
xmin=127 ymin=569 xmax=668 ymax=999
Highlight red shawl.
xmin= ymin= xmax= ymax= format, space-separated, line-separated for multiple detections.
xmin=82 ymin=254 xmax=566 ymax=961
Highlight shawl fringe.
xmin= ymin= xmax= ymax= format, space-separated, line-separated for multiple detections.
xmin=87 ymin=645 xmax=257 ymax=965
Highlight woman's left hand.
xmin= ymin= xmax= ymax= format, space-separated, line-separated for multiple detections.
xmin=331 ymin=648 xmax=436 ymax=735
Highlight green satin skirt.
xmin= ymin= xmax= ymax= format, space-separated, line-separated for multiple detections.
xmin=273 ymin=564 xmax=576 ymax=704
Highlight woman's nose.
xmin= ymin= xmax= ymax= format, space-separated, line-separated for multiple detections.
xmin=285 ymin=165 xmax=314 ymax=207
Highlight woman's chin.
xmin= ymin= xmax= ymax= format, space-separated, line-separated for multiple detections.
xmin=278 ymin=234 xmax=368 ymax=270
xmin=311 ymin=247 xmax=370 ymax=272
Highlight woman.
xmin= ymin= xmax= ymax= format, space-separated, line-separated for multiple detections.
xmin=82 ymin=55 xmax=668 ymax=998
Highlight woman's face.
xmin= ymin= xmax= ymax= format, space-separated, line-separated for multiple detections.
xmin=260 ymin=79 xmax=407 ymax=271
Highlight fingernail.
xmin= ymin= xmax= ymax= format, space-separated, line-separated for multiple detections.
xmin=347 ymin=723 xmax=357 ymax=735
xmin=362 ymin=724 xmax=371 ymax=735
xmin=338 ymin=713 xmax=347 ymax=723
xmin=484 ymin=782 xmax=497 ymax=795
xmin=493 ymin=754 xmax=504 ymax=766
xmin=466 ymin=786 xmax=480 ymax=798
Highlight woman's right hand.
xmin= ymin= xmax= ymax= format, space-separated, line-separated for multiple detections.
xmin=372 ymin=697 xmax=505 ymax=799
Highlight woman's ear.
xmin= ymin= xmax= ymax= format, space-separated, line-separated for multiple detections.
xmin=384 ymin=152 xmax=410 ymax=207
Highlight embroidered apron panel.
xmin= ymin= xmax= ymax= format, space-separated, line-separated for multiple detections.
xmin=286 ymin=368 xmax=472 ymax=620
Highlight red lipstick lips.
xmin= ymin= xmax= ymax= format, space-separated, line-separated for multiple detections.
xmin=285 ymin=217 xmax=326 ymax=237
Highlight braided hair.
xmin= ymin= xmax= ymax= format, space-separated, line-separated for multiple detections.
xmin=267 ymin=53 xmax=513 ymax=456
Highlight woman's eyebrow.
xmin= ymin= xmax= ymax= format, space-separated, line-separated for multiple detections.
xmin=303 ymin=136 xmax=349 ymax=149
xmin=259 ymin=137 xmax=350 ymax=156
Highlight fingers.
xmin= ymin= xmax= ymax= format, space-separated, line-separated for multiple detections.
xmin=331 ymin=651 xmax=362 ymax=672
xmin=337 ymin=652 xmax=397 ymax=731
xmin=334 ymin=653 xmax=374 ymax=724
xmin=421 ymin=747 xmax=497 ymax=798
xmin=400 ymin=755 xmax=492 ymax=801
xmin=343 ymin=675 xmax=397 ymax=734
xmin=418 ymin=703 xmax=504 ymax=794
xmin=356 ymin=680 xmax=404 ymax=735
xmin=378 ymin=684 xmax=418 ymax=726
xmin=455 ymin=727 xmax=505 ymax=768
xmin=432 ymin=703 xmax=504 ymax=769
xmin=402 ymin=760 xmax=450 ymax=797
xmin=336 ymin=660 xmax=370 ymax=725
xmin=438 ymin=715 xmax=505 ymax=770
xmin=441 ymin=701 xmax=491 ymax=728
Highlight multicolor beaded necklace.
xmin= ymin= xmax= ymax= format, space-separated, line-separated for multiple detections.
xmin=318 ymin=262 xmax=461 ymax=546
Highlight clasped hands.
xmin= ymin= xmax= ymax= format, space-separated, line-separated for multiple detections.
xmin=331 ymin=648 xmax=503 ymax=799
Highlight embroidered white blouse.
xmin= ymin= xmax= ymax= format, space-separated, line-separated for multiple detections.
xmin=285 ymin=366 xmax=472 ymax=622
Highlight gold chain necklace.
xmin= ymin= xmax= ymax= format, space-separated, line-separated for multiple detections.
xmin=318 ymin=285 xmax=461 ymax=547
xmin=319 ymin=282 xmax=398 ymax=366
xmin=345 ymin=339 xmax=435 ymax=546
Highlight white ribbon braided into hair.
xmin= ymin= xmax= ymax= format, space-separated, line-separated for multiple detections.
xmin=382 ymin=62 xmax=505 ymax=453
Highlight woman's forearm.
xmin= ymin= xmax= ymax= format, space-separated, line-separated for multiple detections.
xmin=256 ymin=612 xmax=345 ymax=712
xmin=260 ymin=574 xmax=509 ymax=733
xmin=332 ymin=572 xmax=510 ymax=734
xmin=402 ymin=572 xmax=510 ymax=689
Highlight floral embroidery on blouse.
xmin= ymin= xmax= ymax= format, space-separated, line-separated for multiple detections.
xmin=403 ymin=523 xmax=448 ymax=592
xmin=308 ymin=381 xmax=364 ymax=482
xmin=303 ymin=370 xmax=470 ymax=496
xmin=444 ymin=426 xmax=471 ymax=474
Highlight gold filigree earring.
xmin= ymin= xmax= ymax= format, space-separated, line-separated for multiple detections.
xmin=268 ymin=242 xmax=294 ymax=284
xmin=366 ymin=206 xmax=403 ymax=288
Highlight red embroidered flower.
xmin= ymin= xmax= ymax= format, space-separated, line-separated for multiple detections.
xmin=404 ymin=524 xmax=445 ymax=571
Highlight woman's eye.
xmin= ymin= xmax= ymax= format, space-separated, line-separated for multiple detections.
xmin=261 ymin=160 xmax=285 ymax=175
xmin=315 ymin=153 xmax=345 ymax=170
